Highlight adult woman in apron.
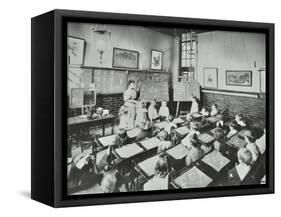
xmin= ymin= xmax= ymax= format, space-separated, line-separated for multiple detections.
xmin=122 ymin=80 xmax=139 ymax=129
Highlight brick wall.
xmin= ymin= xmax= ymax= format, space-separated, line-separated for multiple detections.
xmin=202 ymin=91 xmax=266 ymax=128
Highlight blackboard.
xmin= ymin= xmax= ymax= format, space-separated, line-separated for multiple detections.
xmin=141 ymin=81 xmax=169 ymax=102
xmin=94 ymin=69 xmax=127 ymax=94
xmin=173 ymin=82 xmax=200 ymax=102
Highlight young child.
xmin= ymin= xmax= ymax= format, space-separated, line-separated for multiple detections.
xmin=135 ymin=118 xmax=153 ymax=141
xmin=244 ymin=130 xmax=260 ymax=162
xmin=190 ymin=96 xmax=200 ymax=114
xmin=227 ymin=148 xmax=252 ymax=185
xmin=135 ymin=101 xmax=148 ymax=128
xmin=201 ymin=106 xmax=209 ymax=117
xmin=143 ymin=153 xmax=169 ymax=191
xmin=100 ymin=170 xmax=119 ymax=193
xmin=210 ymin=104 xmax=219 ymax=116
xmin=213 ymin=128 xmax=227 ymax=154
xmin=157 ymin=130 xmax=172 ymax=153
xmin=256 ymin=128 xmax=266 ymax=154
xmin=226 ymin=121 xmax=239 ymax=139
xmin=148 ymin=99 xmax=159 ymax=122
xmin=164 ymin=115 xmax=177 ymax=136
xmin=185 ymin=134 xmax=204 ymax=167
xmin=118 ymin=104 xmax=129 ymax=129
xmin=235 ymin=114 xmax=247 ymax=128
xmin=182 ymin=121 xmax=200 ymax=148
xmin=159 ymin=101 xmax=170 ymax=121
xmin=112 ymin=128 xmax=130 ymax=148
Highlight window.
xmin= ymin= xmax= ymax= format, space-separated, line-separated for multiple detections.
xmin=180 ymin=32 xmax=198 ymax=81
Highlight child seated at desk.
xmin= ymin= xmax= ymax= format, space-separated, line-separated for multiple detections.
xmin=135 ymin=118 xmax=153 ymax=141
xmin=112 ymin=128 xmax=130 ymax=148
xmin=213 ymin=128 xmax=228 ymax=154
xmin=135 ymin=101 xmax=148 ymax=128
xmin=244 ymin=130 xmax=260 ymax=163
xmin=164 ymin=115 xmax=177 ymax=136
xmin=185 ymin=134 xmax=204 ymax=167
xmin=256 ymin=128 xmax=266 ymax=154
xmin=159 ymin=101 xmax=170 ymax=121
xmin=157 ymin=130 xmax=172 ymax=153
xmin=226 ymin=121 xmax=239 ymax=139
xmin=227 ymin=148 xmax=252 ymax=185
xmin=190 ymin=96 xmax=200 ymax=114
xmin=235 ymin=114 xmax=247 ymax=128
xmin=182 ymin=121 xmax=200 ymax=148
xmin=100 ymin=170 xmax=120 ymax=193
xmin=210 ymin=104 xmax=219 ymax=116
xmin=201 ymin=106 xmax=209 ymax=117
xmin=148 ymin=99 xmax=159 ymax=122
xmin=143 ymin=153 xmax=169 ymax=191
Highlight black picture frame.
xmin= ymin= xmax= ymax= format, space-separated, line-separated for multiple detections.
xmin=31 ymin=9 xmax=275 ymax=207
xmin=225 ymin=70 xmax=253 ymax=87
xmin=67 ymin=36 xmax=85 ymax=66
xmin=112 ymin=47 xmax=139 ymax=69
xmin=203 ymin=67 xmax=218 ymax=89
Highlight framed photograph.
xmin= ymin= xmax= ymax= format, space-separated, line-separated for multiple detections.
xmin=226 ymin=70 xmax=252 ymax=86
xmin=31 ymin=9 xmax=274 ymax=207
xmin=151 ymin=50 xmax=163 ymax=70
xmin=260 ymin=69 xmax=266 ymax=93
xmin=203 ymin=68 xmax=218 ymax=88
xmin=67 ymin=36 xmax=85 ymax=65
xmin=112 ymin=47 xmax=139 ymax=69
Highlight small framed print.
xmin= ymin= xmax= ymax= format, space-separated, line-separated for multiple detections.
xmin=225 ymin=70 xmax=252 ymax=86
xmin=203 ymin=68 xmax=218 ymax=88
xmin=151 ymin=50 xmax=163 ymax=70
xmin=67 ymin=36 xmax=85 ymax=65
xmin=260 ymin=69 xmax=266 ymax=93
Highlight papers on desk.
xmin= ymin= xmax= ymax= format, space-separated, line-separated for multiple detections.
xmin=201 ymin=150 xmax=230 ymax=172
xmin=237 ymin=129 xmax=247 ymax=137
xmin=174 ymin=166 xmax=212 ymax=189
xmin=137 ymin=154 xmax=161 ymax=177
xmin=154 ymin=121 xmax=168 ymax=129
xmin=174 ymin=118 xmax=185 ymax=124
xmin=78 ymin=115 xmax=88 ymax=119
xmin=140 ymin=137 xmax=161 ymax=150
xmin=115 ymin=143 xmax=144 ymax=159
xmin=174 ymin=126 xmax=190 ymax=137
xmin=205 ymin=116 xmax=219 ymax=124
xmin=198 ymin=133 xmax=215 ymax=144
xmin=227 ymin=135 xmax=247 ymax=149
xmin=98 ymin=134 xmax=116 ymax=147
xmin=75 ymin=155 xmax=88 ymax=169
xmin=191 ymin=112 xmax=203 ymax=119
xmin=127 ymin=128 xmax=141 ymax=138
xmin=166 ymin=143 xmax=190 ymax=160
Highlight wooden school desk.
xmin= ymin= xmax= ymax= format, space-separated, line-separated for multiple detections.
xmin=113 ymin=143 xmax=144 ymax=160
xmin=68 ymin=114 xmax=116 ymax=136
xmin=200 ymin=150 xmax=231 ymax=173
xmin=97 ymin=134 xmax=116 ymax=147
xmin=174 ymin=126 xmax=190 ymax=138
xmin=139 ymin=137 xmax=162 ymax=150
xmin=171 ymin=166 xmax=213 ymax=189
xmin=226 ymin=134 xmax=247 ymax=149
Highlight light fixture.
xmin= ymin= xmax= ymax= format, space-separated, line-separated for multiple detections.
xmin=92 ymin=24 xmax=111 ymax=64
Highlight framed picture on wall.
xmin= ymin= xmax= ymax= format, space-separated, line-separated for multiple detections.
xmin=112 ymin=47 xmax=139 ymax=69
xmin=67 ymin=36 xmax=85 ymax=65
xmin=225 ymin=70 xmax=252 ymax=86
xmin=151 ymin=50 xmax=163 ymax=70
xmin=203 ymin=68 xmax=218 ymax=88
xmin=260 ymin=68 xmax=266 ymax=93
xmin=32 ymin=9 xmax=274 ymax=208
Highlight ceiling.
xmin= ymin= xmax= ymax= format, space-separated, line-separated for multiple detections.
xmin=146 ymin=27 xmax=211 ymax=37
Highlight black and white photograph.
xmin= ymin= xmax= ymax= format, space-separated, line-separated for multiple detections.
xmin=66 ymin=22 xmax=267 ymax=196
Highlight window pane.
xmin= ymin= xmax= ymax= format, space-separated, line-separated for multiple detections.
xmin=181 ymin=59 xmax=187 ymax=67
xmin=182 ymin=42 xmax=187 ymax=51
xmin=182 ymin=33 xmax=187 ymax=41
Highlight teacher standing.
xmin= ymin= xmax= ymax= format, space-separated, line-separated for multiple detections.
xmin=122 ymin=80 xmax=140 ymax=129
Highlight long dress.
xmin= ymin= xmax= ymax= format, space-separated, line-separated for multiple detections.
xmin=123 ymin=88 xmax=137 ymax=129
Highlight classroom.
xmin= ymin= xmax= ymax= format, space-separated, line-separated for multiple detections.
xmin=67 ymin=22 xmax=266 ymax=195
